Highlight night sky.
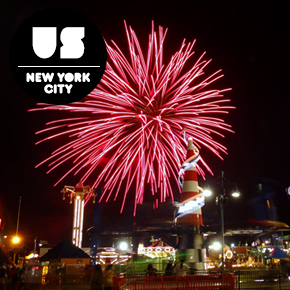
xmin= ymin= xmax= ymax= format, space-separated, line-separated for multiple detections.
xmin=1 ymin=1 xmax=290 ymax=250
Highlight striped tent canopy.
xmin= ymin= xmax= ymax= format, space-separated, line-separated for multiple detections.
xmin=269 ymin=247 xmax=290 ymax=259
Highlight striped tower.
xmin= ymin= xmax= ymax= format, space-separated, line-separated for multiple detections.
xmin=175 ymin=138 xmax=203 ymax=225
xmin=175 ymin=138 xmax=205 ymax=271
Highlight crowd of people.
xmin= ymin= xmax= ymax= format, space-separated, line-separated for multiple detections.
xmin=91 ymin=264 xmax=114 ymax=290
xmin=0 ymin=260 xmax=194 ymax=290
xmin=0 ymin=266 xmax=25 ymax=290
xmin=145 ymin=260 xmax=197 ymax=277
xmin=0 ymin=263 xmax=115 ymax=290
xmin=90 ymin=260 xmax=196 ymax=289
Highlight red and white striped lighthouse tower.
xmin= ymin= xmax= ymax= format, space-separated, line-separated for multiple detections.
xmin=175 ymin=138 xmax=205 ymax=272
xmin=175 ymin=138 xmax=203 ymax=225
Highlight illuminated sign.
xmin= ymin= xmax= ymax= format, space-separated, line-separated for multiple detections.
xmin=96 ymin=248 xmax=132 ymax=264
xmin=138 ymin=246 xmax=175 ymax=255
xmin=42 ymin=266 xmax=48 ymax=285
xmin=225 ymin=250 xmax=233 ymax=259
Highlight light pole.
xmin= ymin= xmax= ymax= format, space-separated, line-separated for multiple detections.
xmin=12 ymin=196 xmax=22 ymax=263
xmin=218 ymin=185 xmax=226 ymax=274
xmin=205 ymin=171 xmax=240 ymax=273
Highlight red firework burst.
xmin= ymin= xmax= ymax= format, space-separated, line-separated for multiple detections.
xmin=31 ymin=21 xmax=234 ymax=214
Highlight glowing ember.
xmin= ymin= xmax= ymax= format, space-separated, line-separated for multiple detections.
xmin=31 ymin=21 xmax=234 ymax=214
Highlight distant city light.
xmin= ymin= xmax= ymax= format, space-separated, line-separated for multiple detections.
xmin=231 ymin=185 xmax=240 ymax=197
xmin=231 ymin=192 xmax=240 ymax=197
xmin=12 ymin=236 xmax=20 ymax=244
xmin=211 ymin=241 xmax=221 ymax=251
xmin=25 ymin=253 xmax=39 ymax=260
xmin=119 ymin=242 xmax=128 ymax=251
xmin=203 ymin=189 xmax=212 ymax=197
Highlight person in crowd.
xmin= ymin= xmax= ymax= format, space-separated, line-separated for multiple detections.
xmin=9 ymin=267 xmax=19 ymax=290
xmin=145 ymin=264 xmax=157 ymax=276
xmin=91 ymin=264 xmax=103 ymax=290
xmin=103 ymin=264 xmax=114 ymax=290
xmin=18 ymin=269 xmax=25 ymax=290
xmin=164 ymin=262 xmax=174 ymax=276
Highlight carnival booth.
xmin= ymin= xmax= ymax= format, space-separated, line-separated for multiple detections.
xmin=39 ymin=240 xmax=90 ymax=265
xmin=137 ymin=238 xmax=176 ymax=272
xmin=138 ymin=238 xmax=175 ymax=259
xmin=96 ymin=247 xmax=133 ymax=265
xmin=267 ymin=247 xmax=290 ymax=266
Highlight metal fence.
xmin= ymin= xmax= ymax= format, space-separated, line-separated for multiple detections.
xmin=113 ymin=273 xmax=236 ymax=290
xmin=29 ymin=269 xmax=290 ymax=290
xmin=233 ymin=269 xmax=290 ymax=290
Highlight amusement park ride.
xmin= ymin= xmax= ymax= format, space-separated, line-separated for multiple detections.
xmin=61 ymin=181 xmax=96 ymax=248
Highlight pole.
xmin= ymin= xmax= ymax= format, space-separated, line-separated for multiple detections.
xmin=16 ymin=196 xmax=21 ymax=235
xmin=33 ymin=237 xmax=37 ymax=263
xmin=13 ymin=196 xmax=22 ymax=263
xmin=220 ymin=171 xmax=225 ymax=274
xmin=220 ymin=195 xmax=225 ymax=274
xmin=215 ymin=171 xmax=238 ymax=274
xmin=23 ymin=248 xmax=26 ymax=268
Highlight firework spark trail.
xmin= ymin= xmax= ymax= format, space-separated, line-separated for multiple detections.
xmin=30 ymin=21 xmax=234 ymax=215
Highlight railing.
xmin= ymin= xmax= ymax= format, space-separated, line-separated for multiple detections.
xmin=119 ymin=270 xmax=218 ymax=278
xmin=32 ymin=269 xmax=290 ymax=290
xmin=233 ymin=269 xmax=290 ymax=290
xmin=113 ymin=273 xmax=236 ymax=290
